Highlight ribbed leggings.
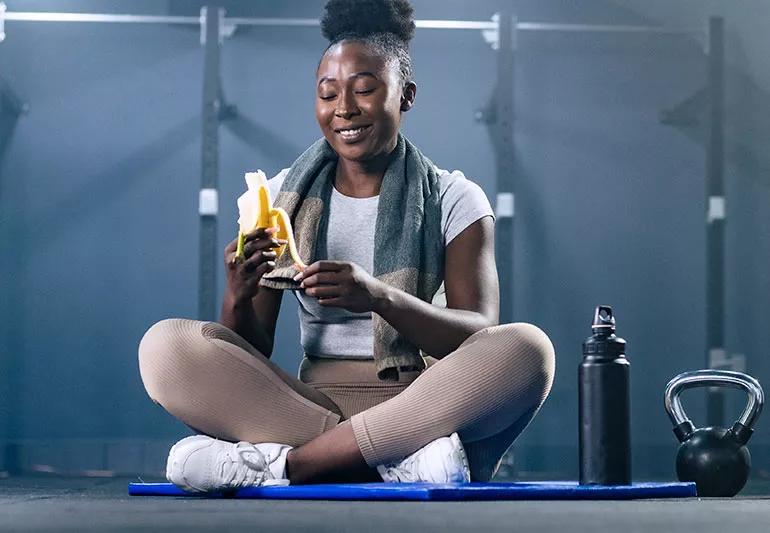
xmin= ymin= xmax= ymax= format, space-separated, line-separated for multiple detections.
xmin=138 ymin=319 xmax=555 ymax=481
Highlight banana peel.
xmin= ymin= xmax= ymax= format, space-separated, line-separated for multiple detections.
xmin=235 ymin=170 xmax=306 ymax=270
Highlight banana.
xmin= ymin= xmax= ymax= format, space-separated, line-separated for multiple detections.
xmin=235 ymin=171 xmax=307 ymax=270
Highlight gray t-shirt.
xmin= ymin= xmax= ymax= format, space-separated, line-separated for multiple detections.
xmin=267 ymin=166 xmax=495 ymax=359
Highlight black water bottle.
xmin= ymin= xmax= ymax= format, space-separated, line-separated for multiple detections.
xmin=579 ymin=305 xmax=631 ymax=485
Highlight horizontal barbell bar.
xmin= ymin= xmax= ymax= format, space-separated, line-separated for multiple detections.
xmin=1 ymin=8 xmax=702 ymax=35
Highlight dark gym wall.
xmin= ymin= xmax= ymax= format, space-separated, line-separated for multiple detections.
xmin=614 ymin=0 xmax=770 ymax=454
xmin=0 ymin=0 xmax=766 ymax=478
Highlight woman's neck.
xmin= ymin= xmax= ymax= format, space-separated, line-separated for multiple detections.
xmin=334 ymin=150 xmax=392 ymax=198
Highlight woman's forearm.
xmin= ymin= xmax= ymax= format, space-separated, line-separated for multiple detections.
xmin=219 ymin=293 xmax=273 ymax=357
xmin=373 ymin=284 xmax=493 ymax=359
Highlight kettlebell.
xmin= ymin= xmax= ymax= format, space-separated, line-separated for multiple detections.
xmin=664 ymin=370 xmax=764 ymax=497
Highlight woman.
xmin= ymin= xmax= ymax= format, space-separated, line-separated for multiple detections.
xmin=138 ymin=0 xmax=555 ymax=491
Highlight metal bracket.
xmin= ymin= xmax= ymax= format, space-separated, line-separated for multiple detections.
xmin=706 ymin=348 xmax=747 ymax=395
xmin=474 ymin=86 xmax=496 ymax=125
xmin=659 ymin=87 xmax=705 ymax=128
xmin=707 ymin=195 xmax=725 ymax=224
xmin=496 ymin=192 xmax=515 ymax=218
xmin=198 ymin=188 xmax=218 ymax=216
xmin=481 ymin=12 xmax=517 ymax=51
xmin=0 ymin=2 xmax=6 ymax=43
xmin=217 ymin=86 xmax=238 ymax=122
xmin=199 ymin=6 xmax=235 ymax=46
xmin=709 ymin=348 xmax=746 ymax=372
xmin=0 ymin=78 xmax=29 ymax=116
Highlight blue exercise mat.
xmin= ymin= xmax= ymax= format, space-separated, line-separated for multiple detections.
xmin=128 ymin=481 xmax=696 ymax=500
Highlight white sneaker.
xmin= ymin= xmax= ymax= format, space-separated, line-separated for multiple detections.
xmin=376 ymin=433 xmax=471 ymax=483
xmin=166 ymin=435 xmax=292 ymax=493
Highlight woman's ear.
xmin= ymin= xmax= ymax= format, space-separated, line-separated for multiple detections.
xmin=400 ymin=81 xmax=417 ymax=112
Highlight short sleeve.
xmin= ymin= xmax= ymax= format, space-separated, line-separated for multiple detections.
xmin=439 ymin=170 xmax=495 ymax=245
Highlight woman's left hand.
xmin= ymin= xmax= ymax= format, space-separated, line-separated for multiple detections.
xmin=294 ymin=260 xmax=386 ymax=313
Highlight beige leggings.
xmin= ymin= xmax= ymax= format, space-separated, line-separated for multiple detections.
xmin=138 ymin=319 xmax=555 ymax=481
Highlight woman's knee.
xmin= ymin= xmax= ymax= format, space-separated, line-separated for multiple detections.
xmin=137 ymin=318 xmax=207 ymax=405
xmin=486 ymin=322 xmax=556 ymax=402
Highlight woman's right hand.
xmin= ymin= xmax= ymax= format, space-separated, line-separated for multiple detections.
xmin=224 ymin=227 xmax=287 ymax=304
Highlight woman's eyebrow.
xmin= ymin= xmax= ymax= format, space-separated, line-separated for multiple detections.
xmin=350 ymin=71 xmax=379 ymax=80
xmin=317 ymin=72 xmax=379 ymax=86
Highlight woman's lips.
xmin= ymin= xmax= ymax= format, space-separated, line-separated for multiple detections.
xmin=335 ymin=125 xmax=372 ymax=143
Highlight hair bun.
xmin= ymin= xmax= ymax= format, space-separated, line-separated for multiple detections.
xmin=321 ymin=0 xmax=415 ymax=44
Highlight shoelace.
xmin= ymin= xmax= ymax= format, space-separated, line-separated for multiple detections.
xmin=382 ymin=456 xmax=422 ymax=483
xmin=218 ymin=442 xmax=275 ymax=489
xmin=384 ymin=468 xmax=418 ymax=482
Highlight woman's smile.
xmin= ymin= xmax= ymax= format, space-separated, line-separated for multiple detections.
xmin=335 ymin=124 xmax=373 ymax=143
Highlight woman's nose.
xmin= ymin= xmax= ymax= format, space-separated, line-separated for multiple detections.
xmin=334 ymin=108 xmax=357 ymax=119
xmin=334 ymin=90 xmax=360 ymax=119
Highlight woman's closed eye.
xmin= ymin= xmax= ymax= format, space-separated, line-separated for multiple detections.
xmin=319 ymin=88 xmax=375 ymax=100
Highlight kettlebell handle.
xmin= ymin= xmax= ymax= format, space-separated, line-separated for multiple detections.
xmin=664 ymin=370 xmax=764 ymax=444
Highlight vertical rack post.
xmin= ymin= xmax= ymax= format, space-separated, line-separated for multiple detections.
xmin=705 ymin=16 xmax=726 ymax=427
xmin=198 ymin=6 xmax=223 ymax=322
xmin=495 ymin=8 xmax=516 ymax=325
xmin=1 ymin=2 xmax=22 ymax=475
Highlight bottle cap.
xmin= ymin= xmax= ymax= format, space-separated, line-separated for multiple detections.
xmin=592 ymin=305 xmax=616 ymax=333
xmin=583 ymin=305 xmax=627 ymax=358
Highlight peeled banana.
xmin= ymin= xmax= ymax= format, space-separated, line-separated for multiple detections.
xmin=235 ymin=170 xmax=306 ymax=269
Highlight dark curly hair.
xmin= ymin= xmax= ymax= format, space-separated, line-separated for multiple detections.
xmin=320 ymin=0 xmax=416 ymax=85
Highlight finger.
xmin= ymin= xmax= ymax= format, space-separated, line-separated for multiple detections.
xmin=300 ymin=271 xmax=338 ymax=288
xmin=305 ymin=285 xmax=341 ymax=299
xmin=243 ymin=250 xmax=277 ymax=271
xmin=244 ymin=250 xmax=277 ymax=272
xmin=225 ymin=238 xmax=238 ymax=254
xmin=247 ymin=260 xmax=275 ymax=280
xmin=298 ymin=262 xmax=318 ymax=278
xmin=300 ymin=260 xmax=346 ymax=279
xmin=243 ymin=239 xmax=262 ymax=258
xmin=245 ymin=260 xmax=276 ymax=286
xmin=244 ymin=238 xmax=288 ymax=258
xmin=315 ymin=260 xmax=347 ymax=272
xmin=255 ymin=259 xmax=276 ymax=276
xmin=317 ymin=297 xmax=344 ymax=307
xmin=243 ymin=226 xmax=278 ymax=243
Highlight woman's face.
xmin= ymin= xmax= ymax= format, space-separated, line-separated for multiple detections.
xmin=315 ymin=41 xmax=414 ymax=163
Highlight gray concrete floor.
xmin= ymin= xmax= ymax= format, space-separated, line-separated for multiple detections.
xmin=1 ymin=477 xmax=770 ymax=532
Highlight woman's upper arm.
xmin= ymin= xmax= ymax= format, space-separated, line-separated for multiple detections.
xmin=443 ymin=215 xmax=499 ymax=326
xmin=251 ymin=286 xmax=283 ymax=356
